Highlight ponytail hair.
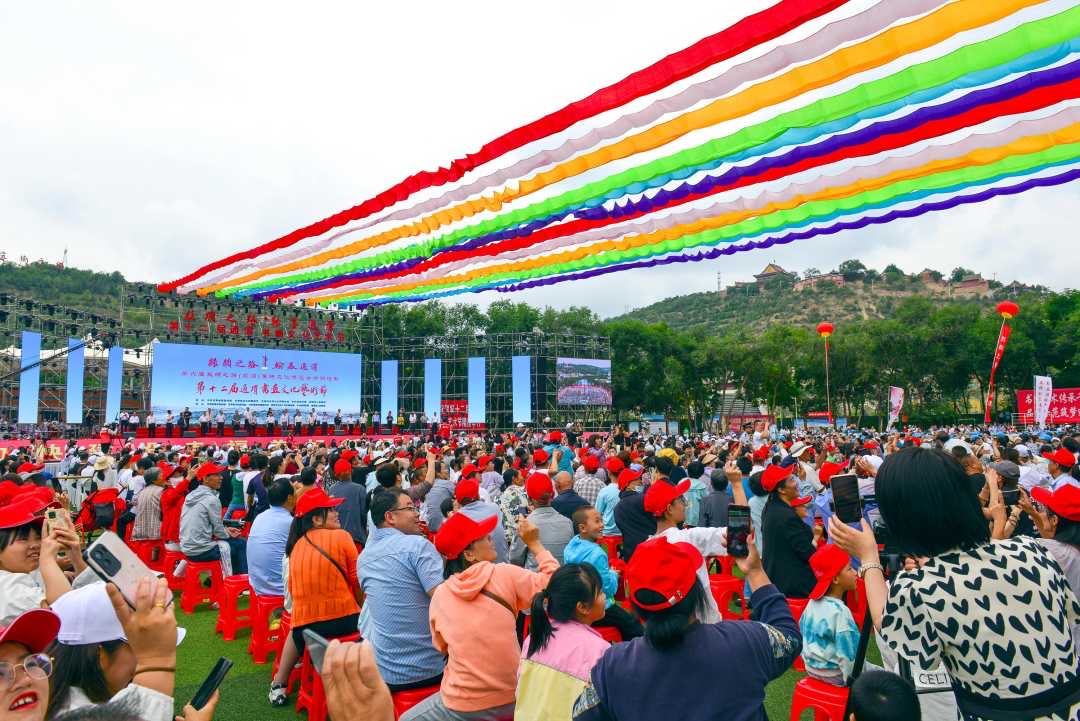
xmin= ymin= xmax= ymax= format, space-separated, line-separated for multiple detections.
xmin=526 ymin=564 xmax=603 ymax=658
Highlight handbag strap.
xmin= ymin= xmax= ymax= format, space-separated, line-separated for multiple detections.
xmin=303 ymin=534 xmax=351 ymax=588
xmin=480 ymin=588 xmax=516 ymax=618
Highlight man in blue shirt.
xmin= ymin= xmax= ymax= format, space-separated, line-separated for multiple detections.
xmin=245 ymin=478 xmax=295 ymax=597
xmin=359 ymin=488 xmax=446 ymax=690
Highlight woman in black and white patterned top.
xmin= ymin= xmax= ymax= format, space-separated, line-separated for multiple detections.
xmin=832 ymin=447 xmax=1080 ymax=721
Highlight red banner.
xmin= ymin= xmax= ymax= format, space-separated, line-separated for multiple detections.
xmin=1016 ymin=388 xmax=1080 ymax=424
xmin=985 ymin=323 xmax=1012 ymax=423
xmin=439 ymin=399 xmax=486 ymax=434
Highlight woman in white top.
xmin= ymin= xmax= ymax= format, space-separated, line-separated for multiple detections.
xmin=0 ymin=501 xmax=81 ymax=621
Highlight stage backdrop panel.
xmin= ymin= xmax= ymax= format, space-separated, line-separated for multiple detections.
xmin=512 ymin=355 xmax=531 ymax=424
xmin=556 ymin=358 xmax=612 ymax=406
xmin=150 ymin=342 xmax=362 ymax=422
xmin=65 ymin=338 xmax=85 ymax=425
xmin=18 ymin=331 xmax=41 ymax=424
xmin=381 ymin=360 xmax=399 ymax=419
xmin=424 ymin=359 xmax=441 ymax=420
xmin=105 ymin=346 xmax=123 ymax=423
xmin=468 ymin=357 xmax=486 ymax=424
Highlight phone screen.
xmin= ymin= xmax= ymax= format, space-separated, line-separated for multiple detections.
xmin=831 ymin=473 xmax=863 ymax=524
xmin=727 ymin=505 xmax=751 ymax=558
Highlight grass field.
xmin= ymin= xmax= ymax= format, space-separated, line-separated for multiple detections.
xmin=173 ymin=594 xmax=881 ymax=720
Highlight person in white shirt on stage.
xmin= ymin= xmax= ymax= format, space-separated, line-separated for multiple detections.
xmin=146 ymin=411 xmax=156 ymax=438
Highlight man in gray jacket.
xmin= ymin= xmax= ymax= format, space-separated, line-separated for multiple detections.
xmin=180 ymin=462 xmax=247 ymax=576
xmin=510 ymin=473 xmax=573 ymax=570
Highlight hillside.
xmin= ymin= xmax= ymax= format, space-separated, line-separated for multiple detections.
xmin=613 ymin=262 xmax=1048 ymax=333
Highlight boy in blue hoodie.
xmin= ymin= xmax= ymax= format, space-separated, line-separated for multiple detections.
xmin=563 ymin=506 xmax=643 ymax=640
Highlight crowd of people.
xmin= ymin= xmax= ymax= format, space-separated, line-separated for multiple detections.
xmin=0 ymin=419 xmax=1079 ymax=720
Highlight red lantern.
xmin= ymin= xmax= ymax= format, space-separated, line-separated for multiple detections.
xmin=996 ymin=301 xmax=1020 ymax=320
xmin=816 ymin=322 xmax=834 ymax=339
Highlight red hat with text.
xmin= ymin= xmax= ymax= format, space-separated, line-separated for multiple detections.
xmin=196 ymin=462 xmax=227 ymax=481
xmin=294 ymin=488 xmax=344 ymax=517
xmin=1043 ymin=448 xmax=1076 ymax=469
xmin=525 ymin=473 xmax=555 ymax=501
xmin=625 ymin=536 xmax=704 ymax=611
xmin=617 ymin=467 xmax=643 ymax=491
xmin=434 ymin=512 xmax=498 ymax=560
xmin=809 ymin=544 xmax=852 ymax=600
xmin=644 ymin=479 xmax=691 ymax=516
xmin=455 ymin=477 xmax=481 ymax=504
xmin=761 ymin=463 xmax=795 ymax=492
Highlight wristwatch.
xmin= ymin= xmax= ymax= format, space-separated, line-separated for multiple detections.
xmin=858 ymin=562 xmax=884 ymax=579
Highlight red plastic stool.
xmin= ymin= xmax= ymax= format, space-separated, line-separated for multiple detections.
xmin=248 ymin=593 xmax=285 ymax=664
xmin=162 ymin=549 xmax=185 ymax=591
xmin=179 ymin=560 xmax=224 ymax=614
xmin=271 ymin=611 xmax=301 ymax=694
xmin=392 ymin=685 xmax=439 ymax=720
xmin=296 ymin=632 xmax=360 ymax=721
xmin=130 ymin=539 xmax=164 ymax=572
xmin=787 ymin=598 xmax=809 ymax=672
xmin=216 ymin=574 xmax=253 ymax=640
xmin=595 ymin=625 xmax=623 ymax=643
xmin=709 ymin=574 xmax=749 ymax=620
xmin=600 ymin=536 xmax=622 ymax=566
xmin=788 ymin=676 xmax=850 ymax=720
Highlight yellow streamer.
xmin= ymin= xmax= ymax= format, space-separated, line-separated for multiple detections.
xmin=201 ymin=0 xmax=1045 ymax=295
xmin=308 ymin=122 xmax=1080 ymax=303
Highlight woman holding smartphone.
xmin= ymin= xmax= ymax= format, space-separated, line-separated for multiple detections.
xmin=0 ymin=500 xmax=80 ymax=620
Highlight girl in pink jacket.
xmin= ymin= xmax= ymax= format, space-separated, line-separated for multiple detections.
xmin=400 ymin=513 xmax=557 ymax=721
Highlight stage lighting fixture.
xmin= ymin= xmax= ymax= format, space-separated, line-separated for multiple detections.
xmin=0 ymin=294 xmax=8 ymax=305
xmin=0 ymin=311 xmax=7 ymax=323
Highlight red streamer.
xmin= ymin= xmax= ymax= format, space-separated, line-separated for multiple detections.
xmin=159 ymin=0 xmax=851 ymax=292
xmin=985 ymin=322 xmax=1013 ymax=423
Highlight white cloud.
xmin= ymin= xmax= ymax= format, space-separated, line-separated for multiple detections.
xmin=1 ymin=0 xmax=1076 ymax=319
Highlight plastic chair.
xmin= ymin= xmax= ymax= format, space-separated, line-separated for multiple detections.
xmin=162 ymin=549 xmax=185 ymax=591
xmin=179 ymin=560 xmax=224 ymax=614
xmin=271 ymin=611 xmax=301 ymax=694
xmin=594 ymin=625 xmax=623 ymax=643
xmin=392 ymin=685 xmax=439 ymax=720
xmin=600 ymin=536 xmax=622 ymax=567
xmin=788 ymin=676 xmax=850 ymax=721
xmin=129 ymin=539 xmax=164 ymax=572
xmin=709 ymin=574 xmax=749 ymax=620
xmin=787 ymin=598 xmax=809 ymax=672
xmin=248 ymin=593 xmax=285 ymax=664
xmin=217 ymin=574 xmax=253 ymax=640
xmin=296 ymin=632 xmax=360 ymax=721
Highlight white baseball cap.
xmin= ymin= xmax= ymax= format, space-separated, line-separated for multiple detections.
xmin=51 ymin=583 xmax=186 ymax=646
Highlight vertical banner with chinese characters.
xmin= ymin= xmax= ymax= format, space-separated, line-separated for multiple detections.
xmin=1033 ymin=376 xmax=1053 ymax=428
xmin=984 ymin=324 xmax=1012 ymax=424
xmin=887 ymin=386 xmax=904 ymax=428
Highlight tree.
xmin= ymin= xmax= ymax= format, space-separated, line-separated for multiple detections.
xmin=803 ymin=267 xmax=821 ymax=279
xmin=836 ymin=259 xmax=867 ymax=281
xmin=950 ymin=267 xmax=976 ymax=283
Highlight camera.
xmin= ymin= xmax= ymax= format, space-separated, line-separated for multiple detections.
xmin=88 ymin=545 xmax=121 ymax=576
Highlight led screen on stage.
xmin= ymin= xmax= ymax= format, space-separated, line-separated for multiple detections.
xmin=556 ymin=358 xmax=612 ymax=406
xmin=151 ymin=342 xmax=362 ymax=422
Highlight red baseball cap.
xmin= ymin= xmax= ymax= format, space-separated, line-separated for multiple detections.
xmin=617 ymin=468 xmax=643 ymax=491
xmin=455 ymin=477 xmax=481 ymax=504
xmin=333 ymin=459 xmax=352 ymax=477
xmin=626 ymin=536 xmax=704 ymax=611
xmin=0 ymin=609 xmax=61 ymax=654
xmin=1031 ymin=484 xmax=1080 ymax=521
xmin=239 ymin=454 xmax=250 ymax=469
xmin=15 ymin=462 xmax=44 ymax=474
xmin=582 ymin=455 xmax=600 ymax=473
xmin=0 ymin=501 xmax=41 ymax=530
xmin=477 ymin=455 xmax=494 ymax=468
xmin=532 ymin=449 xmax=550 ymax=465
xmin=525 ymin=473 xmax=554 ymax=501
xmin=1043 ymin=448 xmax=1076 ymax=469
xmin=196 ymin=462 xmax=227 ymax=481
xmin=644 ymin=479 xmax=691 ymax=516
xmin=294 ymin=488 xmax=344 ymax=517
xmin=818 ymin=461 xmax=845 ymax=486
xmin=753 ymin=446 xmax=771 ymax=462
xmin=547 ymin=431 xmax=562 ymax=444
xmin=791 ymin=495 xmax=813 ymax=507
xmin=604 ymin=457 xmax=625 ymax=475
xmin=434 ymin=512 xmax=499 ymax=560
xmin=460 ymin=464 xmax=479 ymax=479
xmin=14 ymin=486 xmax=56 ymax=513
xmin=761 ymin=463 xmax=795 ymax=492
xmin=0 ymin=480 xmax=21 ymax=507
xmin=341 ymin=449 xmax=359 ymax=462
xmin=809 ymin=544 xmax=852 ymax=600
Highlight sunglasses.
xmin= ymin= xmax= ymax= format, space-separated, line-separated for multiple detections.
xmin=0 ymin=653 xmax=52 ymax=690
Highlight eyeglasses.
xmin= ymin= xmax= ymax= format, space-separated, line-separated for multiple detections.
xmin=390 ymin=504 xmax=418 ymax=514
xmin=0 ymin=653 xmax=53 ymax=690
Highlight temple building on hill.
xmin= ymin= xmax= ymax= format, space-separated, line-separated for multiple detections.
xmin=951 ymin=274 xmax=991 ymax=298
xmin=753 ymin=263 xmax=797 ymax=289
xmin=794 ymin=272 xmax=845 ymax=292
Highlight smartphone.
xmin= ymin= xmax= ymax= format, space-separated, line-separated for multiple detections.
xmin=303 ymin=629 xmax=330 ymax=676
xmin=727 ymin=505 xmax=751 ymax=558
xmin=1002 ymin=488 xmax=1020 ymax=506
xmin=190 ymin=657 xmax=233 ymax=710
xmin=831 ymin=473 xmax=863 ymax=524
xmin=84 ymin=531 xmax=170 ymax=609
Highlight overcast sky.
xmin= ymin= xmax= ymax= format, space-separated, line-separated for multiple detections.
xmin=2 ymin=1 xmax=1078 ymax=319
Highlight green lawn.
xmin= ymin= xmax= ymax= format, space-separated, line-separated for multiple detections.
xmin=173 ymin=594 xmax=879 ymax=720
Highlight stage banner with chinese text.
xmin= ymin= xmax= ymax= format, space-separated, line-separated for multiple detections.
xmin=1017 ymin=386 xmax=1080 ymax=425
xmin=440 ymin=398 xmax=485 ymax=434
xmin=150 ymin=342 xmax=362 ymax=422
